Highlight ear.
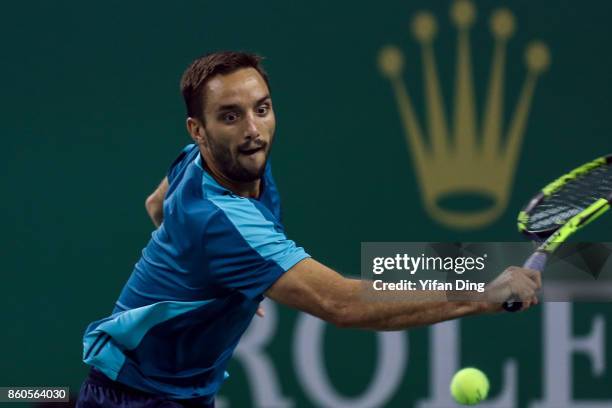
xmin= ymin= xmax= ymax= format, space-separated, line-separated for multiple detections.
xmin=186 ymin=117 xmax=207 ymax=146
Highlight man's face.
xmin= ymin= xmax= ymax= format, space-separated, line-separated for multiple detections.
xmin=201 ymin=68 xmax=275 ymax=183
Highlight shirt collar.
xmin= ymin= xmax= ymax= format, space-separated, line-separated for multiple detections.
xmin=194 ymin=151 xmax=268 ymax=199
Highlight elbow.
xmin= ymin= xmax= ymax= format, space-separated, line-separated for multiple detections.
xmin=145 ymin=194 xmax=159 ymax=216
xmin=145 ymin=195 xmax=163 ymax=224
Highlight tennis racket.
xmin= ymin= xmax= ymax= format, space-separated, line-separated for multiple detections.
xmin=503 ymin=154 xmax=612 ymax=312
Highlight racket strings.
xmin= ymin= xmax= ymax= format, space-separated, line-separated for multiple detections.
xmin=527 ymin=164 xmax=612 ymax=231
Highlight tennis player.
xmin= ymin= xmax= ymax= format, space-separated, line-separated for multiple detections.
xmin=76 ymin=51 xmax=541 ymax=407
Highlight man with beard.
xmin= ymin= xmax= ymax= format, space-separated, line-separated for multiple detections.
xmin=76 ymin=51 xmax=541 ymax=407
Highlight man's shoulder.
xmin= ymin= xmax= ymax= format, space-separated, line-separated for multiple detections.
xmin=163 ymin=168 xmax=221 ymax=229
xmin=167 ymin=144 xmax=198 ymax=182
xmin=166 ymin=177 xmax=263 ymax=232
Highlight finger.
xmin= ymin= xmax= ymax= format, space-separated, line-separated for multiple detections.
xmin=524 ymin=268 xmax=542 ymax=286
xmin=520 ymin=276 xmax=538 ymax=291
xmin=510 ymin=268 xmax=537 ymax=290
xmin=256 ymin=307 xmax=265 ymax=318
xmin=533 ymin=271 xmax=542 ymax=289
xmin=520 ymin=295 xmax=535 ymax=310
xmin=521 ymin=293 xmax=542 ymax=310
xmin=516 ymin=284 xmax=536 ymax=302
xmin=521 ymin=297 xmax=538 ymax=311
xmin=525 ymin=277 xmax=538 ymax=290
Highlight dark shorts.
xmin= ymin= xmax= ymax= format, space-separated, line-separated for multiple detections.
xmin=76 ymin=368 xmax=214 ymax=408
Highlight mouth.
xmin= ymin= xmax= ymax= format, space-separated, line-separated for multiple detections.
xmin=238 ymin=145 xmax=265 ymax=156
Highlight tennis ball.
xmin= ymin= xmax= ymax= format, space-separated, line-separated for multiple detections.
xmin=450 ymin=367 xmax=489 ymax=405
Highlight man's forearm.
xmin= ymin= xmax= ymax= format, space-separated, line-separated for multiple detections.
xmin=336 ymin=280 xmax=487 ymax=331
xmin=348 ymin=296 xmax=485 ymax=331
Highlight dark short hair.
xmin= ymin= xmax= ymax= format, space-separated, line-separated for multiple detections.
xmin=180 ymin=51 xmax=270 ymax=119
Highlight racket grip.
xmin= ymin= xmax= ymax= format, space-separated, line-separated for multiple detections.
xmin=522 ymin=250 xmax=548 ymax=272
xmin=503 ymin=251 xmax=547 ymax=312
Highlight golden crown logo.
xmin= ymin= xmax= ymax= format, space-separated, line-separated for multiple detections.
xmin=378 ymin=0 xmax=550 ymax=229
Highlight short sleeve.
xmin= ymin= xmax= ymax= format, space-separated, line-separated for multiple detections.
xmin=204 ymin=196 xmax=310 ymax=300
xmin=167 ymin=144 xmax=197 ymax=184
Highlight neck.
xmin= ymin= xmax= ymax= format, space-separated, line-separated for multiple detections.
xmin=200 ymin=150 xmax=261 ymax=198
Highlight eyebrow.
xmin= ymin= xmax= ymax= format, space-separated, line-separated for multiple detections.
xmin=217 ymin=95 xmax=271 ymax=112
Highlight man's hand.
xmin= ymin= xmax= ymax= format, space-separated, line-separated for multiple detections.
xmin=256 ymin=305 xmax=265 ymax=318
xmin=481 ymin=266 xmax=542 ymax=312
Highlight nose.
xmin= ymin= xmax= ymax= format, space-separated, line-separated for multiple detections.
xmin=244 ymin=113 xmax=260 ymax=141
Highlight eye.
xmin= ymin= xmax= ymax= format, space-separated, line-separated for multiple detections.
xmin=256 ymin=104 xmax=270 ymax=116
xmin=222 ymin=112 xmax=239 ymax=123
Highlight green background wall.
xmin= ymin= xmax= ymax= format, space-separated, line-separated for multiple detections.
xmin=2 ymin=0 xmax=611 ymax=406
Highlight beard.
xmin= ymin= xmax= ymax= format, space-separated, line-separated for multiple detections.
xmin=205 ymin=132 xmax=272 ymax=183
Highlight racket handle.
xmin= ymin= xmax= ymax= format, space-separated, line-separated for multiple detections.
xmin=523 ymin=250 xmax=548 ymax=272
xmin=503 ymin=251 xmax=547 ymax=312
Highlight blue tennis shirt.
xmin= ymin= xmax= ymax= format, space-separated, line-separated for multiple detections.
xmin=81 ymin=144 xmax=309 ymax=402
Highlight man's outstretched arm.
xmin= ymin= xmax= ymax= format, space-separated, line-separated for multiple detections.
xmin=266 ymin=258 xmax=540 ymax=331
xmin=145 ymin=177 xmax=169 ymax=227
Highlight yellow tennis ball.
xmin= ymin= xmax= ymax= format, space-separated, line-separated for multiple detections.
xmin=450 ymin=367 xmax=489 ymax=405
